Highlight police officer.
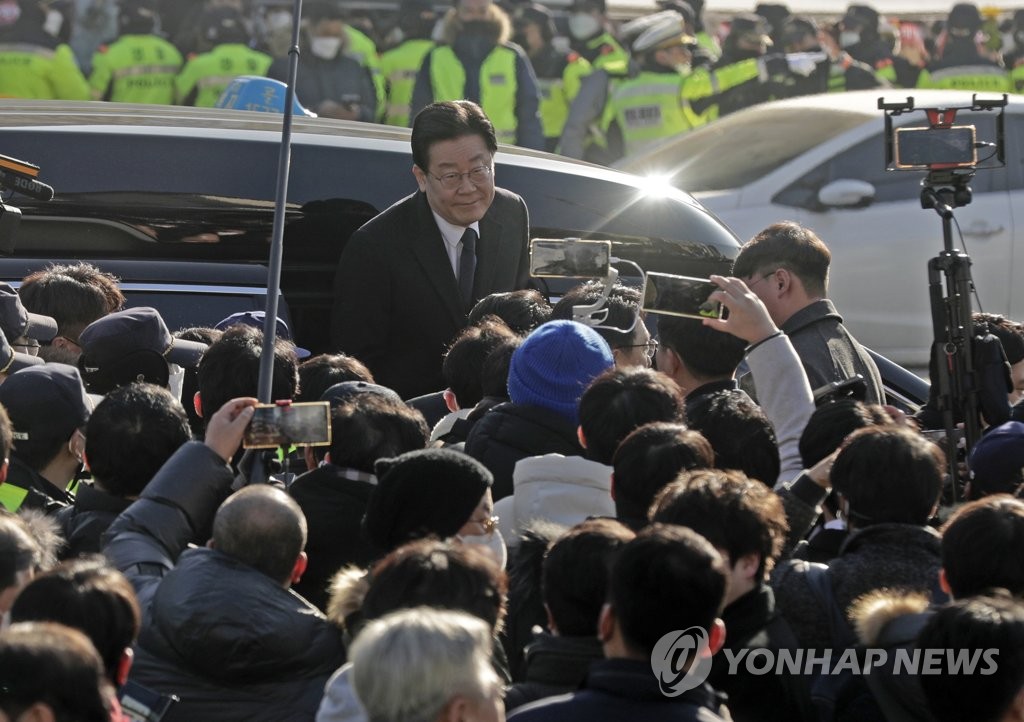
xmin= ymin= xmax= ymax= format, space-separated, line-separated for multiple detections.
xmin=174 ymin=6 xmax=271 ymax=107
xmin=89 ymin=0 xmax=182 ymax=103
xmin=918 ymin=3 xmax=1010 ymax=92
xmin=566 ymin=0 xmax=629 ymax=76
xmin=779 ymin=15 xmax=882 ymax=96
xmin=603 ymin=13 xmax=699 ymax=160
xmin=513 ymin=3 xmax=592 ymax=152
xmin=411 ymin=0 xmax=543 ymax=150
xmin=0 ymin=0 xmax=90 ymax=99
xmin=338 ymin=7 xmax=386 ymax=120
xmin=380 ymin=0 xmax=438 ymax=127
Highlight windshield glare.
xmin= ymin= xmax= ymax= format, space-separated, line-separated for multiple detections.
xmin=621 ymin=107 xmax=873 ymax=193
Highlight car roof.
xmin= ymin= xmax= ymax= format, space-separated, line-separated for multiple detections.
xmin=741 ymin=88 xmax=1023 ymax=115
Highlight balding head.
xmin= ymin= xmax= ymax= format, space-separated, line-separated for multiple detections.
xmin=212 ymin=486 xmax=308 ymax=586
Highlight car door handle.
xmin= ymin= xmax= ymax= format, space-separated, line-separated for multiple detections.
xmin=961 ymin=222 xmax=1004 ymax=238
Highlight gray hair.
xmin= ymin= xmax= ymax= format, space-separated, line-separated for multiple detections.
xmin=350 ymin=607 xmax=499 ymax=722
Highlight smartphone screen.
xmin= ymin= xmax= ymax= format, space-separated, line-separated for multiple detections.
xmin=641 ymin=272 xmax=723 ymax=320
xmin=243 ymin=401 xmax=332 ymax=449
xmin=529 ymin=238 xmax=612 ymax=278
xmin=894 ymin=125 xmax=976 ymax=169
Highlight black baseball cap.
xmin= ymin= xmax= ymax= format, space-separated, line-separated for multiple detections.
xmin=0 ymin=364 xmax=93 ymax=446
xmin=0 ymin=283 xmax=57 ymax=343
xmin=78 ymin=307 xmax=208 ymax=369
xmin=0 ymin=326 xmax=44 ymax=375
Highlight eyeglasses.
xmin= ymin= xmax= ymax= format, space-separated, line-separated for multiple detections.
xmin=622 ymin=339 xmax=659 ymax=359
xmin=11 ymin=337 xmax=40 ymax=356
xmin=429 ymin=165 xmax=493 ymax=191
xmin=747 ymin=270 xmax=780 ymax=289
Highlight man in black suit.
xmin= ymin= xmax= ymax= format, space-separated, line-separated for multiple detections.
xmin=331 ymin=100 xmax=530 ymax=399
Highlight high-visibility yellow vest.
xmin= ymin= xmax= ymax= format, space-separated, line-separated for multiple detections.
xmin=89 ymin=34 xmax=183 ymax=103
xmin=538 ymin=53 xmax=591 ymax=142
xmin=0 ymin=41 xmax=90 ymax=99
xmin=381 ymin=38 xmax=435 ymax=127
xmin=917 ymin=64 xmax=1011 ymax=92
xmin=0 ymin=482 xmax=28 ymax=512
xmin=604 ymin=70 xmax=694 ymax=157
xmin=429 ymin=45 xmax=518 ymax=144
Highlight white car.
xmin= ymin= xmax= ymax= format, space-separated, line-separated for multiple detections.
xmin=618 ymin=89 xmax=1024 ymax=367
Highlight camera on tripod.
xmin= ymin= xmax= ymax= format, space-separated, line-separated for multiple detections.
xmin=878 ymin=94 xmax=1010 ymax=501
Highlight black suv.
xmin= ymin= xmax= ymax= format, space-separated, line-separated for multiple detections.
xmin=0 ymin=100 xmax=925 ymax=406
xmin=0 ymin=100 xmax=737 ymax=355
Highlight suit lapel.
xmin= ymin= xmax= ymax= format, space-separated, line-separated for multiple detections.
xmin=410 ymin=192 xmax=465 ymax=325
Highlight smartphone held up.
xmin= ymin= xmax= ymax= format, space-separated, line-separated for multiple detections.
xmin=242 ymin=400 xmax=331 ymax=449
xmin=641 ymin=272 xmax=724 ymax=320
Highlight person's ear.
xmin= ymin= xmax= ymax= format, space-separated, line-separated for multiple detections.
xmin=290 ymin=551 xmax=308 ymax=585
xmin=412 ymin=163 xmax=428 ymax=193
xmin=707 ymin=618 xmax=726 ymax=656
xmin=81 ymin=450 xmax=90 ymax=473
xmin=577 ymin=425 xmax=588 ymax=449
xmin=609 ymin=472 xmax=616 ymax=501
xmin=116 ymin=647 xmax=134 ymax=686
xmin=443 ymin=388 xmax=460 ymax=413
xmin=436 ymin=695 xmax=469 ymax=722
xmin=735 ymin=552 xmax=761 ymax=582
xmin=206 ymin=538 xmax=216 ymax=549
xmin=14 ymin=702 xmax=57 ymax=722
xmin=939 ymin=567 xmax=952 ymax=597
xmin=0 ymin=458 xmax=8 ymax=484
xmin=660 ymin=346 xmax=683 ymax=379
xmin=193 ymin=391 xmax=203 ymax=419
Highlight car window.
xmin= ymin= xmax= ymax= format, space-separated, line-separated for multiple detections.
xmin=620 ymin=107 xmax=872 ymax=192
xmin=775 ymin=113 xmax=1005 ymax=209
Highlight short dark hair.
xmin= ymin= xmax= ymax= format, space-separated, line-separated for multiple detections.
xmin=197 ymin=325 xmax=299 ymax=422
xmin=297 ymin=353 xmax=374 ymax=403
xmin=212 ymin=486 xmax=307 ymax=586
xmin=362 ymin=538 xmax=507 ymax=633
xmin=578 ymin=367 xmax=684 ymax=465
xmin=19 ymin=262 xmax=123 ymax=341
xmin=85 ymin=383 xmax=191 ymax=498
xmin=612 ymin=422 xmax=714 ymax=523
xmin=411 ymin=101 xmax=498 ymax=172
xmin=325 ymin=394 xmax=428 ymax=471
xmin=799 ymin=399 xmax=892 ymax=467
xmin=443 ymin=318 xmax=518 ymax=408
xmin=651 ymin=469 xmax=788 ymax=579
xmin=551 ymin=283 xmax=643 ymax=350
xmin=830 ymin=425 xmax=944 ymax=527
xmin=608 ymin=524 xmax=727 ymax=654
xmin=917 ymin=594 xmax=1024 ymax=722
xmin=657 ymin=313 xmax=746 ymax=380
xmin=174 ymin=326 xmax=223 ymax=436
xmin=10 ymin=556 xmax=140 ymax=684
xmin=0 ymin=512 xmax=40 ymax=592
xmin=542 ymin=518 xmax=634 ymax=636
xmin=0 ymin=621 xmax=113 ymax=722
xmin=480 ymin=338 xmax=519 ymax=399
xmin=941 ymin=495 xmax=1024 ymax=598
xmin=732 ymin=221 xmax=831 ymax=297
xmin=686 ymin=392 xmax=780 ymax=486
xmin=468 ymin=290 xmax=552 ymax=336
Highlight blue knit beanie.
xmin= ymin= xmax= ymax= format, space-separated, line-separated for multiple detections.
xmin=507 ymin=320 xmax=614 ymax=425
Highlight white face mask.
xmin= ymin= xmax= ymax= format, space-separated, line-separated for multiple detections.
xmin=167 ymin=363 xmax=185 ymax=402
xmin=310 ymin=35 xmax=342 ymax=59
xmin=459 ymin=528 xmax=507 ymax=569
xmin=674 ymin=62 xmax=692 ymax=75
xmin=43 ymin=8 xmax=63 ymax=37
xmin=839 ymin=30 xmax=860 ymax=48
xmin=568 ymin=12 xmax=601 ymax=40
xmin=266 ymin=10 xmax=292 ymax=32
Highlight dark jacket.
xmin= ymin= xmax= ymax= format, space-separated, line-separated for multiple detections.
xmin=711 ymin=585 xmax=814 ymax=722
xmin=771 ymin=523 xmax=946 ymax=651
xmin=331 ymin=188 xmax=530 ymax=400
xmin=505 ymin=633 xmax=605 ymax=712
xmin=464 ymin=401 xmax=583 ymax=500
xmin=267 ymin=47 xmax=377 ymax=121
xmin=781 ymin=299 xmax=885 ymax=406
xmin=56 ymin=482 xmax=131 ymax=558
xmin=287 ymin=464 xmax=381 ymax=611
xmin=103 ymin=442 xmax=346 ymax=721
xmin=5 ymin=455 xmax=72 ymax=509
xmin=508 ymin=658 xmax=730 ymax=721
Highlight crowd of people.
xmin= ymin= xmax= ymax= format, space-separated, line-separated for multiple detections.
xmin=4 ymin=0 xmax=1024 ymax=160
xmin=1 ymin=97 xmax=1023 ymax=722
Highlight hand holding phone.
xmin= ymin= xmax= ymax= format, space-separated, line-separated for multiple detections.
xmin=243 ymin=401 xmax=332 ymax=449
xmin=698 ymin=275 xmax=779 ymax=344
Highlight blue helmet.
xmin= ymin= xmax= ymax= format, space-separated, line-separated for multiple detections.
xmin=215 ymin=76 xmax=316 ymax=117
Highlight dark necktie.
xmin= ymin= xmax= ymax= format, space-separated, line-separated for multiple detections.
xmin=459 ymin=227 xmax=477 ymax=307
